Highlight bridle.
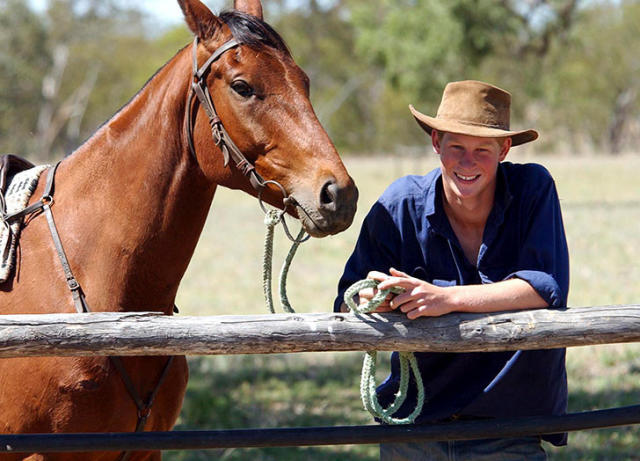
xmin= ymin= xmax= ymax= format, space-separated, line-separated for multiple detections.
xmin=185 ymin=36 xmax=308 ymax=243
xmin=185 ymin=36 xmax=265 ymax=191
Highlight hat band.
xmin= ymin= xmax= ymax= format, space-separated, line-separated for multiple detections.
xmin=437 ymin=116 xmax=509 ymax=131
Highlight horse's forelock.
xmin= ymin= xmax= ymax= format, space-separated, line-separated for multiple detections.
xmin=219 ymin=10 xmax=291 ymax=57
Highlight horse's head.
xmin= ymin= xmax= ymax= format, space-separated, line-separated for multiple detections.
xmin=178 ymin=0 xmax=358 ymax=237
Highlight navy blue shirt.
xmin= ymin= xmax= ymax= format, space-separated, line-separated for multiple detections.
xmin=334 ymin=162 xmax=569 ymax=445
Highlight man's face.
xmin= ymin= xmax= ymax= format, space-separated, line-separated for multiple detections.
xmin=432 ymin=131 xmax=511 ymax=205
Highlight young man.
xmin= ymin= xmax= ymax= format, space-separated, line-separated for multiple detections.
xmin=334 ymin=80 xmax=569 ymax=460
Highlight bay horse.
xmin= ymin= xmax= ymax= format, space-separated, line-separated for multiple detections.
xmin=0 ymin=0 xmax=357 ymax=459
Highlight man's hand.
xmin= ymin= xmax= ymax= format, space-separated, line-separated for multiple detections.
xmin=357 ymin=271 xmax=395 ymax=312
xmin=374 ymin=268 xmax=450 ymax=319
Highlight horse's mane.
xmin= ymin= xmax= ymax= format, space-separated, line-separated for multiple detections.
xmin=220 ymin=10 xmax=291 ymax=57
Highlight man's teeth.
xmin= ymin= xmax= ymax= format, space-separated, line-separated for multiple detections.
xmin=455 ymin=173 xmax=479 ymax=181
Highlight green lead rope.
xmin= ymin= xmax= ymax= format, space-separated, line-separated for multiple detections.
xmin=262 ymin=209 xmax=305 ymax=314
xmin=262 ymin=214 xmax=425 ymax=424
xmin=344 ymin=279 xmax=426 ymax=425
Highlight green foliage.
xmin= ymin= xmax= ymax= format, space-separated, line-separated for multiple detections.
xmin=451 ymin=0 xmax=519 ymax=65
xmin=539 ymin=0 xmax=640 ymax=153
xmin=350 ymin=0 xmax=462 ymax=102
xmin=0 ymin=0 xmax=184 ymax=160
xmin=0 ymin=0 xmax=49 ymax=155
xmin=268 ymin=1 xmax=380 ymax=152
xmin=1 ymin=0 xmax=638 ymax=159
xmin=349 ymin=0 xmax=519 ymax=101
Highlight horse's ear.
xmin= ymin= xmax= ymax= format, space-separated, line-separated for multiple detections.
xmin=178 ymin=0 xmax=223 ymax=40
xmin=234 ymin=0 xmax=263 ymax=20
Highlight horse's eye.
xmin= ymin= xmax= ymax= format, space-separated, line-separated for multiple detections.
xmin=231 ymin=80 xmax=254 ymax=98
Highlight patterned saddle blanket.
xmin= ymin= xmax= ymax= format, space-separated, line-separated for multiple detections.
xmin=0 ymin=154 xmax=49 ymax=282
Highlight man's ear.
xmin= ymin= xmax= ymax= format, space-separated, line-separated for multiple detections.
xmin=499 ymin=137 xmax=513 ymax=161
xmin=431 ymin=130 xmax=441 ymax=154
xmin=178 ymin=0 xmax=224 ymax=41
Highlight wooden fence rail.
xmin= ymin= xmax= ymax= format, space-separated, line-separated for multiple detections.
xmin=1 ymin=305 xmax=639 ymax=357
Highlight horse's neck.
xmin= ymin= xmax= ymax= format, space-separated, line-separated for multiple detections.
xmin=54 ymin=47 xmax=216 ymax=313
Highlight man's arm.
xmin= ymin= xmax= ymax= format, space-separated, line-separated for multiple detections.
xmin=373 ymin=268 xmax=547 ymax=320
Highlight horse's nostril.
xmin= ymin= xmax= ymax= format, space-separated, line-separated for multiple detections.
xmin=320 ymin=180 xmax=338 ymax=208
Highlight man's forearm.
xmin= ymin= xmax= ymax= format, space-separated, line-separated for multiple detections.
xmin=446 ymin=278 xmax=548 ymax=313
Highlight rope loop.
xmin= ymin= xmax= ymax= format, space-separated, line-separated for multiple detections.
xmin=344 ymin=278 xmax=404 ymax=313
xmin=344 ymin=278 xmax=425 ymax=425
xmin=260 ymin=204 xmax=427 ymax=424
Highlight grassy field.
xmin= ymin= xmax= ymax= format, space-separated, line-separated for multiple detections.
xmin=168 ymin=153 xmax=640 ymax=460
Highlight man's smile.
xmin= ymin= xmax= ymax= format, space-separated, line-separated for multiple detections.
xmin=454 ymin=172 xmax=481 ymax=182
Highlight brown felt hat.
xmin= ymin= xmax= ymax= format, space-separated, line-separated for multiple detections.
xmin=409 ymin=80 xmax=538 ymax=146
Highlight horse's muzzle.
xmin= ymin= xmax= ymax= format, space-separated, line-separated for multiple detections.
xmin=295 ymin=177 xmax=358 ymax=237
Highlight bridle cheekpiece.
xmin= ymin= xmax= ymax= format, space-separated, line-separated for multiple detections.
xmin=186 ymin=36 xmax=266 ymax=191
xmin=185 ymin=36 xmax=308 ymax=243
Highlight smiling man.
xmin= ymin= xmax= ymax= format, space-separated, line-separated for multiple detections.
xmin=335 ymin=80 xmax=569 ymax=460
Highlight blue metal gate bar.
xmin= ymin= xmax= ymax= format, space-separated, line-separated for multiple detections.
xmin=2 ymin=405 xmax=640 ymax=453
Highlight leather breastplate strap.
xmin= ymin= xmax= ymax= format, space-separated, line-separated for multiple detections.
xmin=40 ymin=162 xmax=91 ymax=314
xmin=33 ymin=164 xmax=175 ymax=460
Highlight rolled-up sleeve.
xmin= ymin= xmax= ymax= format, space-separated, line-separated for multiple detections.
xmin=505 ymin=169 xmax=569 ymax=307
xmin=510 ymin=270 xmax=564 ymax=307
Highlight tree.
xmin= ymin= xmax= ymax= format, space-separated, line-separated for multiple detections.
xmin=0 ymin=0 xmax=50 ymax=156
xmin=538 ymin=0 xmax=640 ymax=154
xmin=0 ymin=0 xmax=172 ymax=160
xmin=265 ymin=0 xmax=379 ymax=152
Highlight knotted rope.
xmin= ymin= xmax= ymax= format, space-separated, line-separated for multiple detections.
xmin=344 ymin=278 xmax=426 ymax=425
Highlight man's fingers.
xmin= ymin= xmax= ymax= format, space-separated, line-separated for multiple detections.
xmin=389 ymin=267 xmax=410 ymax=278
xmin=397 ymin=298 xmax=425 ymax=313
xmin=358 ymin=287 xmax=376 ymax=300
xmin=377 ymin=277 xmax=415 ymax=291
xmin=406 ymin=307 xmax=429 ymax=320
xmin=366 ymin=271 xmax=389 ymax=282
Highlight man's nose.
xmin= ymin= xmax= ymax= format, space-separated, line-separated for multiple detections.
xmin=458 ymin=150 xmax=475 ymax=166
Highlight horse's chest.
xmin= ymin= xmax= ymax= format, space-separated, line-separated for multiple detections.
xmin=57 ymin=358 xmax=111 ymax=395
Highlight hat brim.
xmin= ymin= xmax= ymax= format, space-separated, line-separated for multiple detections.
xmin=409 ymin=105 xmax=538 ymax=147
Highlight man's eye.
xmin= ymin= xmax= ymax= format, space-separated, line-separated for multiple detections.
xmin=231 ymin=81 xmax=254 ymax=98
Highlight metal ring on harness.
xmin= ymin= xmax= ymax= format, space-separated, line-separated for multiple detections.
xmin=257 ymin=180 xmax=310 ymax=244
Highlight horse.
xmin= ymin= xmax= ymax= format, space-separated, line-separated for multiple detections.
xmin=0 ymin=0 xmax=358 ymax=459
